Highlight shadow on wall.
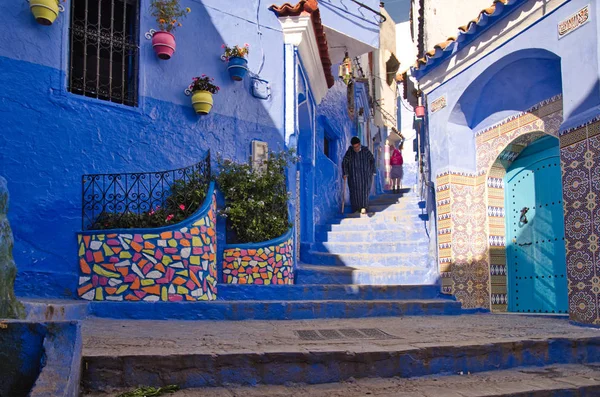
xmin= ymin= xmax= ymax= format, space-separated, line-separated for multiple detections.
xmin=5 ymin=1 xmax=285 ymax=298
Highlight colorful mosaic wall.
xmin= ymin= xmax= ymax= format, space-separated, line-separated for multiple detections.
xmin=77 ymin=187 xmax=218 ymax=302
xmin=559 ymin=115 xmax=600 ymax=325
xmin=435 ymin=95 xmax=563 ymax=309
xmin=222 ymin=230 xmax=294 ymax=285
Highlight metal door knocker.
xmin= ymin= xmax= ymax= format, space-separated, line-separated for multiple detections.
xmin=519 ymin=207 xmax=529 ymax=224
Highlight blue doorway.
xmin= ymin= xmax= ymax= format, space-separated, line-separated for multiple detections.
xmin=505 ymin=136 xmax=568 ymax=314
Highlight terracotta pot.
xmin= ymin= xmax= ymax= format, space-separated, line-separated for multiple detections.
xmin=415 ymin=105 xmax=426 ymax=118
xmin=29 ymin=0 xmax=59 ymax=25
xmin=191 ymin=90 xmax=214 ymax=115
xmin=152 ymin=31 xmax=176 ymax=60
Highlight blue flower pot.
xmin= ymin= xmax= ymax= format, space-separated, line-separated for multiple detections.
xmin=227 ymin=56 xmax=248 ymax=81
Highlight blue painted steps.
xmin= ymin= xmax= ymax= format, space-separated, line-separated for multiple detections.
xmin=296 ymin=264 xmax=437 ymax=285
xmin=217 ymin=283 xmax=446 ymax=301
xmin=88 ymin=299 xmax=462 ymax=321
xmin=300 ymin=189 xmax=436 ymax=286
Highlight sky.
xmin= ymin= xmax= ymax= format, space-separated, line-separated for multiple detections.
xmin=382 ymin=0 xmax=411 ymax=24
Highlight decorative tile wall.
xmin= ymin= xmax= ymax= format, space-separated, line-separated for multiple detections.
xmin=560 ymin=115 xmax=600 ymax=325
xmin=222 ymin=230 xmax=294 ymax=285
xmin=77 ymin=190 xmax=218 ymax=302
xmin=435 ymin=96 xmax=563 ymax=309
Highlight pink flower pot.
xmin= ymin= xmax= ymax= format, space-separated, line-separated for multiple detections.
xmin=415 ymin=105 xmax=426 ymax=118
xmin=152 ymin=31 xmax=176 ymax=60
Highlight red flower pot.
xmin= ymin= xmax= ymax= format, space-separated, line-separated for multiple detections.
xmin=152 ymin=31 xmax=176 ymax=60
xmin=415 ymin=105 xmax=426 ymax=118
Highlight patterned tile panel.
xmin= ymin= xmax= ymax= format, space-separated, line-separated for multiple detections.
xmin=436 ymin=96 xmax=564 ymax=311
xmin=222 ymin=233 xmax=294 ymax=285
xmin=77 ymin=193 xmax=218 ymax=302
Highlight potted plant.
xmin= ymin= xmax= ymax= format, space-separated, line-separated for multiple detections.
xmin=222 ymin=44 xmax=250 ymax=81
xmin=150 ymin=0 xmax=190 ymax=60
xmin=189 ymin=75 xmax=220 ymax=115
xmin=29 ymin=0 xmax=62 ymax=26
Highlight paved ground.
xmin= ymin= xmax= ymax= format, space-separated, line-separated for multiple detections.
xmin=85 ymin=363 xmax=600 ymax=396
xmin=82 ymin=313 xmax=600 ymax=357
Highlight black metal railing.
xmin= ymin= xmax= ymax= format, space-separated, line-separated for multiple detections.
xmin=82 ymin=152 xmax=211 ymax=230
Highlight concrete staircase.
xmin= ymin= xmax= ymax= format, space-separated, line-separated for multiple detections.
xmin=298 ymin=190 xmax=438 ymax=287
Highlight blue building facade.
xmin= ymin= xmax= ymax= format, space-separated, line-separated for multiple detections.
xmin=413 ymin=0 xmax=600 ymax=326
xmin=1 ymin=0 xmax=381 ymax=298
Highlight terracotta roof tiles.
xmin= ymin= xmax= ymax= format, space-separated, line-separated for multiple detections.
xmin=270 ymin=0 xmax=335 ymax=88
xmin=412 ymin=0 xmax=526 ymax=78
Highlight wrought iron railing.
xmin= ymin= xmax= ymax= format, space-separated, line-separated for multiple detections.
xmin=82 ymin=151 xmax=211 ymax=230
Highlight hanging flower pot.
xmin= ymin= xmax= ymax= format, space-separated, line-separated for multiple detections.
xmin=149 ymin=0 xmax=190 ymax=60
xmin=191 ymin=91 xmax=214 ymax=115
xmin=188 ymin=75 xmax=220 ymax=115
xmin=152 ymin=31 xmax=176 ymax=60
xmin=227 ymin=56 xmax=249 ymax=81
xmin=29 ymin=0 xmax=59 ymax=26
xmin=222 ymin=44 xmax=250 ymax=81
xmin=415 ymin=105 xmax=426 ymax=118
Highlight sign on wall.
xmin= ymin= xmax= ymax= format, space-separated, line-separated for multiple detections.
xmin=252 ymin=140 xmax=269 ymax=172
xmin=558 ymin=5 xmax=590 ymax=39
xmin=430 ymin=95 xmax=447 ymax=114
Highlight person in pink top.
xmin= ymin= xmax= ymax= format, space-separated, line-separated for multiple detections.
xmin=389 ymin=141 xmax=404 ymax=193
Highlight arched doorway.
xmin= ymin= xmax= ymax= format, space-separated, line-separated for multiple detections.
xmin=504 ymin=135 xmax=568 ymax=313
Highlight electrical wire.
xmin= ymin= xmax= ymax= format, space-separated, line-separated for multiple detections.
xmin=255 ymin=0 xmax=266 ymax=76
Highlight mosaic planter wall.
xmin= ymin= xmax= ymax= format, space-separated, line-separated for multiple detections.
xmin=222 ymin=229 xmax=294 ymax=285
xmin=435 ymin=95 xmax=563 ymax=309
xmin=77 ymin=183 xmax=218 ymax=302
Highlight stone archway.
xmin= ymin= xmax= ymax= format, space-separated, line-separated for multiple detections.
xmin=479 ymin=96 xmax=563 ymax=312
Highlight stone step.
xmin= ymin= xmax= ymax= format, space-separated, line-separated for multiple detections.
xmin=86 ymin=363 xmax=600 ymax=396
xmin=336 ymin=209 xmax=425 ymax=220
xmin=296 ymin=264 xmax=438 ymax=285
xmin=22 ymin=299 xmax=89 ymax=321
xmin=216 ymin=284 xmax=443 ymax=301
xmin=316 ymin=228 xmax=428 ymax=242
xmin=312 ymin=241 xmax=429 ymax=254
xmin=304 ymin=251 xmax=428 ymax=267
xmin=80 ymin=315 xmax=600 ymax=391
xmin=321 ymin=217 xmax=425 ymax=229
xmin=87 ymin=298 xmax=461 ymax=321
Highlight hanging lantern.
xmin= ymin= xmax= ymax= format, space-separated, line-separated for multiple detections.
xmin=338 ymin=52 xmax=353 ymax=85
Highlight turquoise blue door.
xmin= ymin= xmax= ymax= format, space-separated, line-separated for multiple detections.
xmin=505 ymin=136 xmax=568 ymax=314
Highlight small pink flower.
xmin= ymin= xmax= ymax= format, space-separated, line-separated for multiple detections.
xmin=192 ymin=77 xmax=198 ymax=81
xmin=179 ymin=204 xmax=185 ymax=210
xmin=201 ymin=74 xmax=206 ymax=77
xmin=244 ymin=43 xmax=249 ymax=47
xmin=149 ymin=209 xmax=155 ymax=216
xmin=221 ymin=44 xmax=226 ymax=48
xmin=166 ymin=214 xmax=174 ymax=222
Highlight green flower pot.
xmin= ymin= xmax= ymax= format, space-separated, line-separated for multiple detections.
xmin=191 ymin=90 xmax=214 ymax=115
xmin=29 ymin=0 xmax=59 ymax=25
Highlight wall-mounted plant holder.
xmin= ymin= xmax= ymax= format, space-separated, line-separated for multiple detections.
xmin=29 ymin=0 xmax=64 ymax=26
xmin=146 ymin=29 xmax=176 ymax=60
xmin=251 ymin=77 xmax=271 ymax=100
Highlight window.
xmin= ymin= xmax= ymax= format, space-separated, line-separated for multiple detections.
xmin=68 ymin=0 xmax=140 ymax=106
xmin=324 ymin=136 xmax=331 ymax=159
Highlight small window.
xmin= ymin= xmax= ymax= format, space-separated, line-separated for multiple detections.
xmin=324 ymin=136 xmax=331 ymax=159
xmin=68 ymin=0 xmax=140 ymax=106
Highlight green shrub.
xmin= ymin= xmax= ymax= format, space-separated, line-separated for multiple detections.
xmin=216 ymin=149 xmax=295 ymax=243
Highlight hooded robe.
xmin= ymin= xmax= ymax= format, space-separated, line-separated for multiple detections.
xmin=342 ymin=145 xmax=376 ymax=212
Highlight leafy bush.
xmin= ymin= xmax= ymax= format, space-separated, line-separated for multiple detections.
xmin=92 ymin=172 xmax=208 ymax=230
xmin=216 ymin=150 xmax=295 ymax=244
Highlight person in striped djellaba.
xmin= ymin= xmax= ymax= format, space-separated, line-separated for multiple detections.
xmin=342 ymin=137 xmax=376 ymax=214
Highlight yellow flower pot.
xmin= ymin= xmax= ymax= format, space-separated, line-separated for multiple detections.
xmin=29 ymin=0 xmax=59 ymax=25
xmin=191 ymin=90 xmax=214 ymax=115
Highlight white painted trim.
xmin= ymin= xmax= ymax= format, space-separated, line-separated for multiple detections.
xmin=283 ymin=44 xmax=297 ymax=148
xmin=279 ymin=15 xmax=329 ymax=104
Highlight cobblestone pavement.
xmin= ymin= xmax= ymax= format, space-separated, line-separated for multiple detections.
xmin=85 ymin=363 xmax=600 ymax=396
xmin=83 ymin=313 xmax=600 ymax=357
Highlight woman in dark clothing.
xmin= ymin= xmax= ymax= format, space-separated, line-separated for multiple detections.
xmin=342 ymin=137 xmax=376 ymax=214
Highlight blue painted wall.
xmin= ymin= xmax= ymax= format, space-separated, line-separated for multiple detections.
xmin=2 ymin=0 xmax=371 ymax=297
xmin=423 ymin=0 xmax=599 ymax=177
